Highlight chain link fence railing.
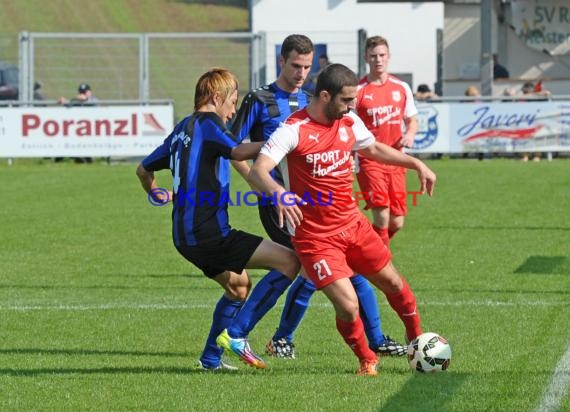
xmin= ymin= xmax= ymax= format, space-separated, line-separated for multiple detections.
xmin=18 ymin=32 xmax=265 ymax=121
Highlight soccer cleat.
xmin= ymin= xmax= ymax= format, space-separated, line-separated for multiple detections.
xmin=357 ymin=359 xmax=379 ymax=376
xmin=373 ymin=336 xmax=407 ymax=357
xmin=216 ymin=329 xmax=267 ymax=369
xmin=265 ymin=338 xmax=296 ymax=359
xmin=197 ymin=359 xmax=238 ymax=371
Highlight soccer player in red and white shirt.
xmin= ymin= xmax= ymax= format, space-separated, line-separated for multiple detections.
xmin=356 ymin=36 xmax=418 ymax=247
xmin=249 ymin=63 xmax=436 ymax=375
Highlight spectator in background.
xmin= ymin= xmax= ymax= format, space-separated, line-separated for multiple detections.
xmin=493 ymin=54 xmax=510 ymax=79
xmin=58 ymin=83 xmax=98 ymax=106
xmin=414 ymin=84 xmax=438 ymax=101
xmin=464 ymin=85 xmax=480 ymax=98
xmin=502 ymin=87 xmax=517 ymax=99
xmin=33 ymin=81 xmax=44 ymax=101
xmin=303 ymin=53 xmax=330 ymax=93
xmin=521 ymin=80 xmax=551 ymax=99
xmin=520 ymin=80 xmax=551 ymax=162
xmin=56 ymin=83 xmax=99 ymax=163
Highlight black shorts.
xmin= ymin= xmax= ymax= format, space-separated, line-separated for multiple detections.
xmin=257 ymin=202 xmax=293 ymax=249
xmin=175 ymin=229 xmax=264 ymax=278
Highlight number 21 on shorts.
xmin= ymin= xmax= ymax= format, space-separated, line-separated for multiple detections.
xmin=313 ymin=259 xmax=332 ymax=281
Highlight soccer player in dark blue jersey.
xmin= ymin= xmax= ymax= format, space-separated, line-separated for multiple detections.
xmin=136 ymin=68 xmax=300 ymax=370
xmin=230 ymin=34 xmax=406 ymax=360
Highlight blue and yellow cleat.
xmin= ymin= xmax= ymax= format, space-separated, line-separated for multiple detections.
xmin=216 ymin=329 xmax=267 ymax=369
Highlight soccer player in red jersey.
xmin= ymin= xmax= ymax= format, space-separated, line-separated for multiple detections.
xmin=248 ymin=63 xmax=436 ymax=375
xmin=231 ymin=34 xmax=406 ymax=360
xmin=355 ymin=36 xmax=419 ymax=247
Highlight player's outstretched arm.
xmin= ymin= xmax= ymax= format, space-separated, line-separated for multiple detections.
xmin=358 ymin=142 xmax=436 ymax=196
xmin=249 ymin=154 xmax=304 ymax=228
xmin=230 ymin=159 xmax=262 ymax=192
xmin=231 ymin=141 xmax=264 ymax=161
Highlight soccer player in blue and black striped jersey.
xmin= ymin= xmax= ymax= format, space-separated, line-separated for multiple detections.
xmin=230 ymin=35 xmax=406 ymax=360
xmin=136 ymin=68 xmax=300 ymax=370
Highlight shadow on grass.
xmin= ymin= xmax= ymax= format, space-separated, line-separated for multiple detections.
xmin=0 ymin=348 xmax=191 ymax=357
xmin=514 ymin=256 xmax=569 ymax=275
xmin=378 ymin=372 xmax=467 ymax=412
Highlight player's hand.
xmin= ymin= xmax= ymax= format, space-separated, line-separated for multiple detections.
xmin=349 ymin=155 xmax=356 ymax=173
xmin=151 ymin=189 xmax=173 ymax=204
xmin=416 ymin=163 xmax=436 ymax=197
xmin=398 ymin=135 xmax=413 ymax=149
xmin=276 ymin=191 xmax=304 ymax=228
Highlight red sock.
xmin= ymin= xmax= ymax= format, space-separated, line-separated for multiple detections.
xmin=385 ymin=277 xmax=422 ymax=341
xmin=336 ymin=317 xmax=377 ymax=362
xmin=388 ymin=228 xmax=398 ymax=239
xmin=373 ymin=225 xmax=390 ymax=248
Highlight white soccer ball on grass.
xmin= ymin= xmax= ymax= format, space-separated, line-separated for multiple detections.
xmin=407 ymin=332 xmax=451 ymax=373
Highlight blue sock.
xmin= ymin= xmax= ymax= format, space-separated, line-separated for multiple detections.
xmin=351 ymin=274 xmax=385 ymax=348
xmin=200 ymin=295 xmax=244 ymax=368
xmin=273 ymin=276 xmax=317 ymax=342
xmin=228 ymin=270 xmax=292 ymax=338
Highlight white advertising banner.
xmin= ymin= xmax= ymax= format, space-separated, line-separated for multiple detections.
xmin=450 ymin=101 xmax=570 ymax=153
xmin=412 ymin=101 xmax=570 ymax=153
xmin=0 ymin=105 xmax=174 ymax=157
xmin=2 ymin=102 xmax=568 ymax=157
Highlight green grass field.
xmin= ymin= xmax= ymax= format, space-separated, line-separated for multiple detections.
xmin=1 ymin=158 xmax=569 ymax=411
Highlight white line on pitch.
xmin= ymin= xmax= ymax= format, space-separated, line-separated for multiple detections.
xmin=0 ymin=300 xmax=567 ymax=311
xmin=535 ymin=343 xmax=570 ymax=412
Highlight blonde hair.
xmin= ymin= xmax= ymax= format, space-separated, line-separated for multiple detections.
xmin=194 ymin=68 xmax=238 ymax=110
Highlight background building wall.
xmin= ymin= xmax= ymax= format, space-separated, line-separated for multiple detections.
xmin=252 ymin=0 xmax=444 ymax=92
xmin=252 ymin=0 xmax=570 ymax=97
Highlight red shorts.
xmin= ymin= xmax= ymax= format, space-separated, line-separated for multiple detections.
xmin=291 ymin=214 xmax=391 ymax=289
xmin=356 ymin=167 xmax=407 ymax=216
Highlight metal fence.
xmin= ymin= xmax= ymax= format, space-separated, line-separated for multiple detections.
xmin=18 ymin=31 xmax=266 ymax=121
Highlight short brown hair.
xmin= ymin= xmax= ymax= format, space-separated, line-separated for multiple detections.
xmin=281 ymin=34 xmax=314 ymax=61
xmin=365 ymin=36 xmax=389 ymax=52
xmin=194 ymin=68 xmax=238 ymax=110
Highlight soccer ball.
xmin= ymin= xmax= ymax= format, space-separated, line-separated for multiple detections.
xmin=408 ymin=332 xmax=451 ymax=373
